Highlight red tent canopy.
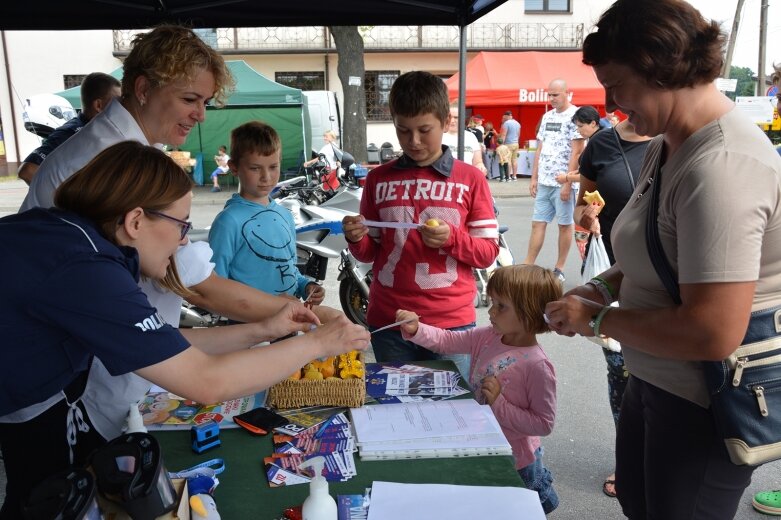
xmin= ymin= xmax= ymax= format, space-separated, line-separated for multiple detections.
xmin=446 ymin=51 xmax=606 ymax=144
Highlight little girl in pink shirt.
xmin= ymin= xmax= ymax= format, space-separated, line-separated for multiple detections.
xmin=397 ymin=264 xmax=561 ymax=514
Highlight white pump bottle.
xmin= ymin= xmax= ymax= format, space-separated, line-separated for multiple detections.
xmin=299 ymin=456 xmax=337 ymax=520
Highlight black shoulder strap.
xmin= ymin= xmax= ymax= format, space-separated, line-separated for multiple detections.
xmin=611 ymin=128 xmax=636 ymax=190
xmin=645 ymin=157 xmax=682 ymax=304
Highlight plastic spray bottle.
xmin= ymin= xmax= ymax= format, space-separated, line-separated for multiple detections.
xmin=299 ymin=456 xmax=337 ymax=520
xmin=125 ymin=402 xmax=147 ymax=434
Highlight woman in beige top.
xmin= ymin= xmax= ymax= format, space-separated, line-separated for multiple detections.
xmin=545 ymin=0 xmax=781 ymax=518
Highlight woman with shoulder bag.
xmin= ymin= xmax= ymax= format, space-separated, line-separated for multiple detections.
xmin=544 ymin=0 xmax=781 ymax=518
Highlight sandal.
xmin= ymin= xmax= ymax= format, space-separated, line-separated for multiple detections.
xmin=602 ymin=478 xmax=617 ymax=498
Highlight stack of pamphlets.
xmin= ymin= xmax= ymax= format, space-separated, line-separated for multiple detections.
xmin=265 ymin=412 xmax=358 ymax=486
xmin=364 ymin=362 xmax=469 ymax=404
xmin=272 ymin=405 xmax=348 ymax=436
xmin=138 ymin=390 xmax=267 ymax=430
xmin=350 ymin=399 xmax=512 ymax=461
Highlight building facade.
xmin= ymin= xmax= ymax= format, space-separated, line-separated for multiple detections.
xmin=0 ymin=0 xmax=612 ymax=166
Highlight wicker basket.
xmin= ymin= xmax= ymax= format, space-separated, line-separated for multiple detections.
xmin=267 ymin=354 xmax=366 ymax=409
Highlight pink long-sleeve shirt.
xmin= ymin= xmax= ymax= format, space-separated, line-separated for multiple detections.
xmin=405 ymin=323 xmax=557 ymax=468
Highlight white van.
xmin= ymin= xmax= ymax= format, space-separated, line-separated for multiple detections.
xmin=303 ymin=91 xmax=341 ymax=154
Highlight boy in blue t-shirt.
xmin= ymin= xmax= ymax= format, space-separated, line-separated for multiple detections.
xmin=209 ymin=121 xmax=325 ymax=305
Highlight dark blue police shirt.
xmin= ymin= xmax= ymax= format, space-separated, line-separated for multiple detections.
xmin=23 ymin=113 xmax=90 ymax=166
xmin=0 ymin=208 xmax=190 ymax=416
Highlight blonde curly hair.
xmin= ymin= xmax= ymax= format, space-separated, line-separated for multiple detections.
xmin=121 ymin=25 xmax=234 ymax=107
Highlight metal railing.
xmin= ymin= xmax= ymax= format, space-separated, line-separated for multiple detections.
xmin=113 ymin=23 xmax=584 ymax=53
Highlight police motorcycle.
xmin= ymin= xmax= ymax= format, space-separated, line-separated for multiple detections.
xmin=272 ymin=163 xmax=372 ymax=327
xmin=473 ymin=200 xmax=515 ymax=308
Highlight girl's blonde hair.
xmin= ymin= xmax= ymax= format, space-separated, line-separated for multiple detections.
xmin=121 ymin=25 xmax=234 ymax=107
xmin=487 ymin=264 xmax=563 ymax=334
xmin=54 ymin=141 xmax=196 ymax=298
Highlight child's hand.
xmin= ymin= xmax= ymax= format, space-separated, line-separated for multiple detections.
xmin=481 ymin=376 xmax=502 ymax=405
xmin=304 ymin=283 xmax=325 ymax=306
xmin=419 ymin=219 xmax=450 ymax=248
xmin=342 ymin=215 xmax=368 ymax=244
xmin=395 ymin=309 xmax=420 ymax=336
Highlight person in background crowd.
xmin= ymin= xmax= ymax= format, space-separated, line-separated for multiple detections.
xmin=546 ymin=1 xmax=781 ymax=517
xmin=467 ymin=114 xmax=484 ymax=151
xmin=499 ymin=110 xmax=521 ymax=180
xmin=765 ymin=62 xmax=779 ymax=97
xmin=522 ymin=79 xmax=584 ymax=284
xmin=555 ymin=105 xmax=604 ymax=187
xmin=304 ymin=130 xmax=339 ymax=172
xmin=573 ymin=116 xmax=652 ymax=499
xmin=442 ymin=106 xmax=487 ymax=175
xmin=16 ymin=72 xmax=121 ymax=185
xmin=483 ymin=121 xmax=498 ymax=179
xmin=209 ymin=144 xmax=230 ymax=192
xmin=555 ymin=105 xmax=606 ymax=265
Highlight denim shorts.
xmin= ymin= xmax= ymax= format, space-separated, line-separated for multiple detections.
xmin=532 ymin=184 xmax=576 ymax=225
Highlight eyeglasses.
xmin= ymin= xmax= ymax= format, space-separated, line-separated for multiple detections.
xmin=145 ymin=209 xmax=192 ymax=240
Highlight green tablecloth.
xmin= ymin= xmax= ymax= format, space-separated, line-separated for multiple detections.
xmin=154 ymin=361 xmax=524 ymax=519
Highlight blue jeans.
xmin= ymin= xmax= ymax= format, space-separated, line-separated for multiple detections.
xmin=370 ymin=323 xmax=474 ymax=379
xmin=518 ymin=446 xmax=559 ymax=515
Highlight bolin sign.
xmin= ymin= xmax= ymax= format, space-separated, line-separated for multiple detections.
xmin=518 ymin=88 xmax=574 ymax=103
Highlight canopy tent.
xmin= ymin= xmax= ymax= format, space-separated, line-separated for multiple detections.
xmin=186 ymin=61 xmax=307 ymax=175
xmin=445 ymin=51 xmax=606 ymax=144
xmin=57 ymin=61 xmax=307 ymax=174
xmin=0 ymin=1 xmax=506 ymax=30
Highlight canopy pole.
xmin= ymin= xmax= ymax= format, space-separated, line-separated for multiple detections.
xmin=457 ymin=23 xmax=467 ymax=161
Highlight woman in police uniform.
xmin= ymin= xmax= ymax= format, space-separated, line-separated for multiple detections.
xmin=0 ymin=142 xmax=369 ymax=518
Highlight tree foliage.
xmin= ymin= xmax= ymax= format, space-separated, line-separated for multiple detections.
xmin=727 ymin=66 xmax=756 ymax=100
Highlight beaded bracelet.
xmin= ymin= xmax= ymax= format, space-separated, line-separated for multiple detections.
xmin=586 ymin=279 xmax=613 ymax=305
xmin=591 ymin=276 xmax=616 ymax=297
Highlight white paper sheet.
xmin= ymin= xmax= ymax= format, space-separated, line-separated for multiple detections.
xmin=350 ymin=399 xmax=499 ymax=443
xmin=363 ymin=219 xmax=420 ymax=229
xmin=367 ymin=481 xmax=545 ymax=520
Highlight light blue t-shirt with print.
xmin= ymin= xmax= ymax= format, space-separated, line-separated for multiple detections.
xmin=209 ymin=194 xmax=312 ymax=299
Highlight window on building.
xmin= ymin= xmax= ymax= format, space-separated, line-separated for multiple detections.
xmin=193 ymin=28 xmax=218 ymax=48
xmin=275 ymin=71 xmax=325 ymax=91
xmin=525 ymin=0 xmax=571 ymax=13
xmin=63 ymin=74 xmax=87 ymax=90
xmin=365 ymin=70 xmax=399 ymax=122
